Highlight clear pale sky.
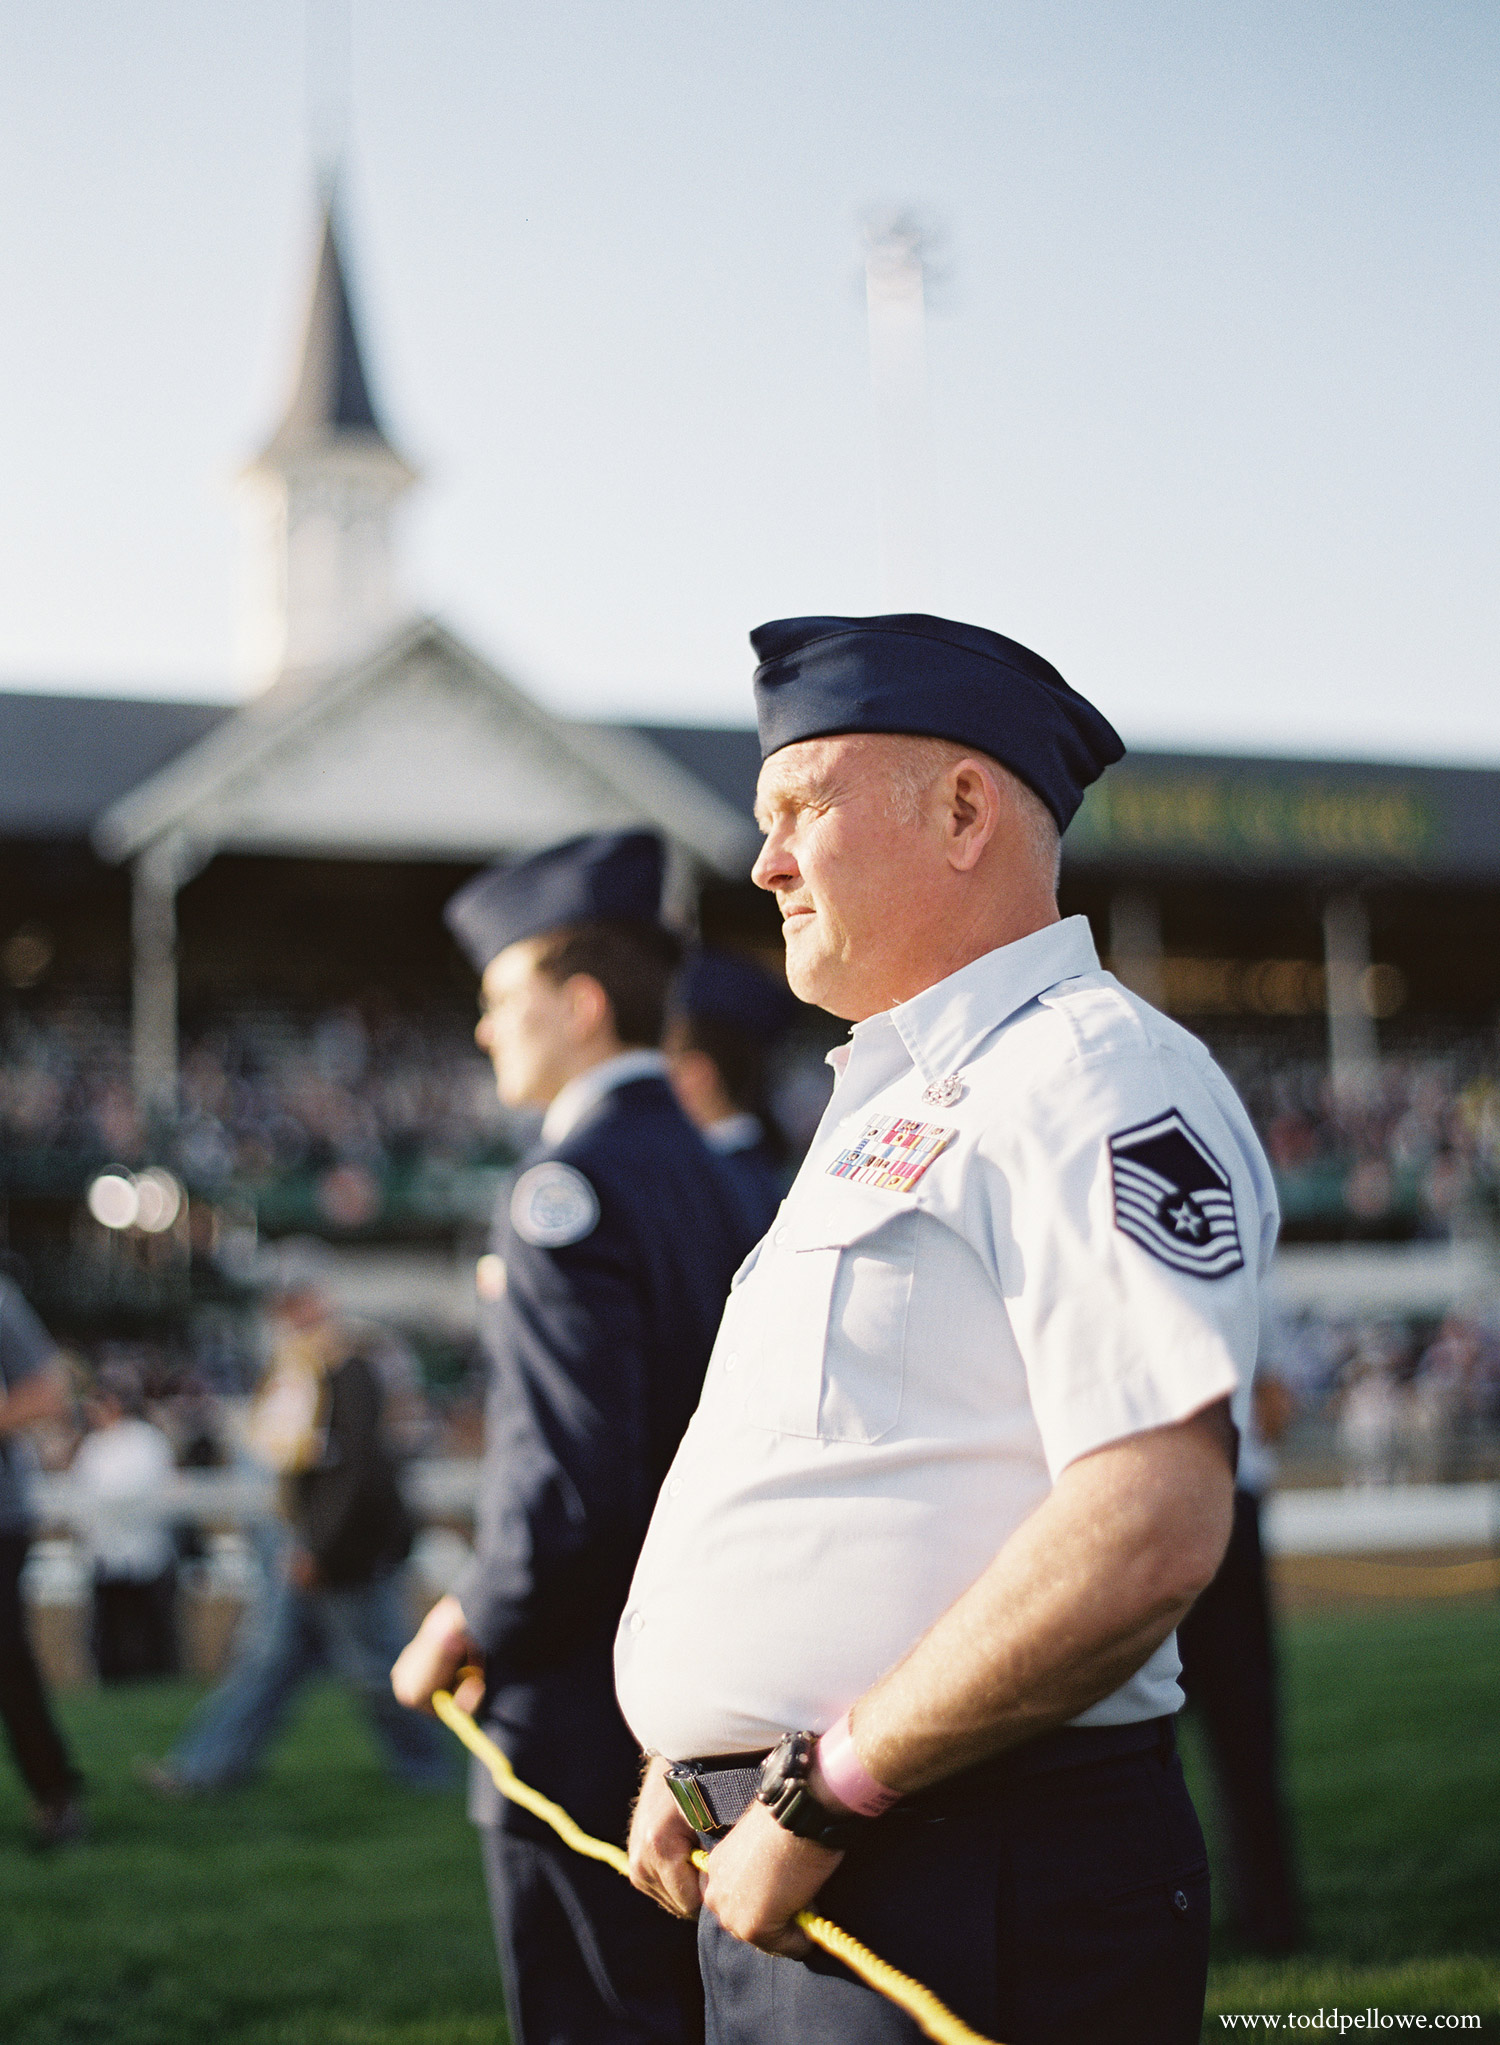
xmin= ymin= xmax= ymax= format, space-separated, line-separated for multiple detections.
xmin=1 ymin=2 xmax=1495 ymax=761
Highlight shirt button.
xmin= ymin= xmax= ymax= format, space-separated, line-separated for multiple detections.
xmin=773 ymin=1226 xmax=788 ymax=1246
xmin=628 ymin=1611 xmax=644 ymax=1633
xmin=668 ymin=1479 xmax=683 ymax=1497
xmin=1172 ymin=1890 xmax=1189 ymax=1913
xmin=723 ymin=1352 xmax=739 ymax=1373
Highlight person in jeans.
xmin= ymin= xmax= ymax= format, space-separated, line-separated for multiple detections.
xmin=142 ymin=1278 xmax=448 ymax=1794
xmin=0 ymin=1275 xmax=86 ymax=1846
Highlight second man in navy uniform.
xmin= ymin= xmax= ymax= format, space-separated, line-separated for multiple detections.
xmin=665 ymin=949 xmax=799 ymax=1242
xmin=393 ymin=830 xmax=755 ymax=2045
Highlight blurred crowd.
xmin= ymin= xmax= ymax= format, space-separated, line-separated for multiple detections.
xmin=1267 ymin=1308 xmax=1500 ymax=1486
xmin=5 ymin=1002 xmax=1500 ymax=1501
xmin=1222 ymin=1042 xmax=1500 ymax=1235
xmin=0 ymin=1003 xmax=510 ymax=1189
xmin=6 ymin=1005 xmax=1499 ymax=1235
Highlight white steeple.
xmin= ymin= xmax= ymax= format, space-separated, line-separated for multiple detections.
xmin=238 ymin=198 xmax=417 ymax=684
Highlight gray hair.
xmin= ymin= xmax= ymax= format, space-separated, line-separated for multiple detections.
xmin=882 ymin=736 xmax=1061 ymax=887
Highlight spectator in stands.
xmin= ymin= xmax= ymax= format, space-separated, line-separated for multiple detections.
xmin=71 ymin=1362 xmax=178 ymax=1682
xmin=665 ymin=948 xmax=799 ymax=1239
xmin=1338 ymin=1346 xmax=1407 ymax=1487
xmin=0 ymin=1274 xmax=86 ymax=1846
xmin=139 ymin=1261 xmax=449 ymax=1794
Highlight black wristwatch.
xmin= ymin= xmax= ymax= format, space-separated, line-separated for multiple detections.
xmin=756 ymin=1732 xmax=863 ymax=1851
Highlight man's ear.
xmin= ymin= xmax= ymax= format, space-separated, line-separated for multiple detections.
xmin=945 ymin=758 xmax=1004 ymax=874
xmin=565 ymin=973 xmax=613 ymax=1043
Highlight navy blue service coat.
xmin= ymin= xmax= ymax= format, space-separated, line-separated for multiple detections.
xmin=713 ymin=1138 xmax=784 ymax=1246
xmin=462 ymin=1075 xmax=755 ymax=1844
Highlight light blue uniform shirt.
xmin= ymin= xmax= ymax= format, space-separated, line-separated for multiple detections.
xmin=615 ymin=917 xmax=1279 ymax=1762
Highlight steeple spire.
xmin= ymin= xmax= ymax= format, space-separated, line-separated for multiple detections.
xmin=259 ymin=201 xmax=395 ymax=460
xmin=238 ymin=196 xmax=417 ymax=684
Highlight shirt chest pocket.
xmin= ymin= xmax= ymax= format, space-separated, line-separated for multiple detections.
xmin=736 ymin=1197 xmax=918 ymax=1444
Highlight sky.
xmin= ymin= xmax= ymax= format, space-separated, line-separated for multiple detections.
xmin=0 ymin=1 xmax=1495 ymax=761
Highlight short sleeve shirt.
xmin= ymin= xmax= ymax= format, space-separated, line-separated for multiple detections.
xmin=614 ymin=917 xmax=1279 ymax=1761
xmin=0 ymin=1278 xmax=58 ymax=1534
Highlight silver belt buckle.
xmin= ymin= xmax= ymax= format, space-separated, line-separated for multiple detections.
xmin=665 ymin=1763 xmax=717 ymax=1833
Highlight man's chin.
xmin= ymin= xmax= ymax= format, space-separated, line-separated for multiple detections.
xmin=783 ymin=935 xmax=850 ymax=1017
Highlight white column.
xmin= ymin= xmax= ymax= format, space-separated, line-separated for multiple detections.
xmin=1323 ymin=891 xmax=1378 ymax=1102
xmin=131 ymin=839 xmax=189 ymax=1121
xmin=1109 ymin=890 xmax=1165 ymax=1009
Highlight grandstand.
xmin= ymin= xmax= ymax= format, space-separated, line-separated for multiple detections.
xmin=1 ymin=195 xmax=1496 ymax=1476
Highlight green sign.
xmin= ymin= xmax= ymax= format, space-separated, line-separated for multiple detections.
xmin=1068 ymin=770 xmax=1438 ymax=868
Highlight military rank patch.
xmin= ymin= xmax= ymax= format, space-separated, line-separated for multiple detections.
xmin=510 ymin=1162 xmax=600 ymax=1248
xmin=827 ymin=1116 xmax=956 ymax=1192
xmin=1109 ymin=1110 xmax=1243 ymax=1278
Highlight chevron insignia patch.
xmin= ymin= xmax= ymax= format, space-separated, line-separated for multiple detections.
xmin=1108 ymin=1110 xmax=1244 ymax=1279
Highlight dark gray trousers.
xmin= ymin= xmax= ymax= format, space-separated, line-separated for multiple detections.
xmin=699 ymin=1722 xmax=1210 ymax=2045
xmin=481 ymin=1820 xmax=704 ymax=2045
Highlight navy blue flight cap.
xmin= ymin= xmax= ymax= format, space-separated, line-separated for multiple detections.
xmin=676 ymin=949 xmax=800 ymax=1040
xmin=750 ymin=612 xmax=1124 ymax=831
xmin=444 ymin=830 xmax=666 ymax=975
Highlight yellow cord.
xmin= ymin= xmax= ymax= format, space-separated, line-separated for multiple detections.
xmin=433 ymin=1692 xmax=1003 ymax=2045
xmin=433 ymin=1691 xmax=630 ymax=1878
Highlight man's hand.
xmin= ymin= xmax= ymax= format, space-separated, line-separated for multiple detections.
xmin=627 ymin=1757 xmax=704 ymax=1919
xmin=284 ymin=1545 xmax=320 ymax=1591
xmin=0 ymin=1361 xmax=69 ymax=1438
xmin=697 ymin=1800 xmax=843 ymax=1958
xmin=391 ymin=1593 xmax=484 ymax=1715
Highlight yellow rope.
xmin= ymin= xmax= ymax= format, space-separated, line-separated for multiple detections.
xmin=1274 ymin=1553 xmax=1500 ymax=1598
xmin=433 ymin=1692 xmax=1002 ymax=2045
xmin=432 ymin=1691 xmax=630 ymax=1878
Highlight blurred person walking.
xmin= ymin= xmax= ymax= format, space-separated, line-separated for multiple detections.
xmin=0 ymin=1274 xmax=86 ymax=1846
xmin=393 ymin=832 xmax=755 ymax=2045
xmin=72 ymin=1363 xmax=179 ymax=1681
xmin=1176 ymin=1368 xmax=1303 ymax=1954
xmin=665 ymin=949 xmax=800 ymax=1240
xmin=141 ymin=1266 xmax=448 ymax=1793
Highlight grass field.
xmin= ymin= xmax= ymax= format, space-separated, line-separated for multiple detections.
xmin=0 ymin=1601 xmax=1495 ymax=2043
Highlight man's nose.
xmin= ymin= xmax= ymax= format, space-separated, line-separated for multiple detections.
xmin=751 ymin=831 xmax=795 ymax=893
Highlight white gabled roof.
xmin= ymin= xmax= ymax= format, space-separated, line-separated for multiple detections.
xmin=93 ymin=618 xmax=758 ymax=877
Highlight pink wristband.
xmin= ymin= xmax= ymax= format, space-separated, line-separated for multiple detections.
xmin=815 ymin=1711 xmax=902 ymax=1817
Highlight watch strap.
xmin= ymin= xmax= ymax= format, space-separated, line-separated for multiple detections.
xmin=756 ymin=1733 xmax=864 ymax=1851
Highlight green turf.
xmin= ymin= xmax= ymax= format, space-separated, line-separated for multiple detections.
xmin=0 ymin=1680 xmax=500 ymax=2044
xmin=1185 ymin=1599 xmax=1500 ymax=2038
xmin=0 ymin=1603 xmax=1495 ymax=2042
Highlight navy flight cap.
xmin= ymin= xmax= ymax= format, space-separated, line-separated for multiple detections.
xmin=444 ymin=830 xmax=666 ymax=975
xmin=675 ymin=949 xmax=800 ymax=1040
xmin=750 ymin=612 xmax=1124 ymax=831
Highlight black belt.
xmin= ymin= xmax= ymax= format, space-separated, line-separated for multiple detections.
xmin=668 ymin=1716 xmax=1176 ymax=1840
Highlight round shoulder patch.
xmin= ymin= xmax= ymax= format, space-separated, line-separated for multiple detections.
xmin=510 ymin=1162 xmax=601 ymax=1248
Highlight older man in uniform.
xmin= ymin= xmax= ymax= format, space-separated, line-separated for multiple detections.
xmin=393 ymin=831 xmax=754 ymax=2045
xmin=620 ymin=615 xmax=1278 ymax=2045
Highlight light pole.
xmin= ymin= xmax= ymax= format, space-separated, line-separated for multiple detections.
xmin=863 ymin=213 xmax=935 ymax=612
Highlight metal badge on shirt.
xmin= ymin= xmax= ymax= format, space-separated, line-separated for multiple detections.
xmin=826 ymin=1116 xmax=956 ymax=1193
xmin=1108 ymin=1110 xmax=1244 ymax=1278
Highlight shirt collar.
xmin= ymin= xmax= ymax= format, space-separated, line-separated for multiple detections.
xmin=869 ymin=916 xmax=1100 ymax=1091
xmin=541 ymin=1049 xmax=669 ymax=1145
xmin=701 ymin=1111 xmax=764 ymax=1156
